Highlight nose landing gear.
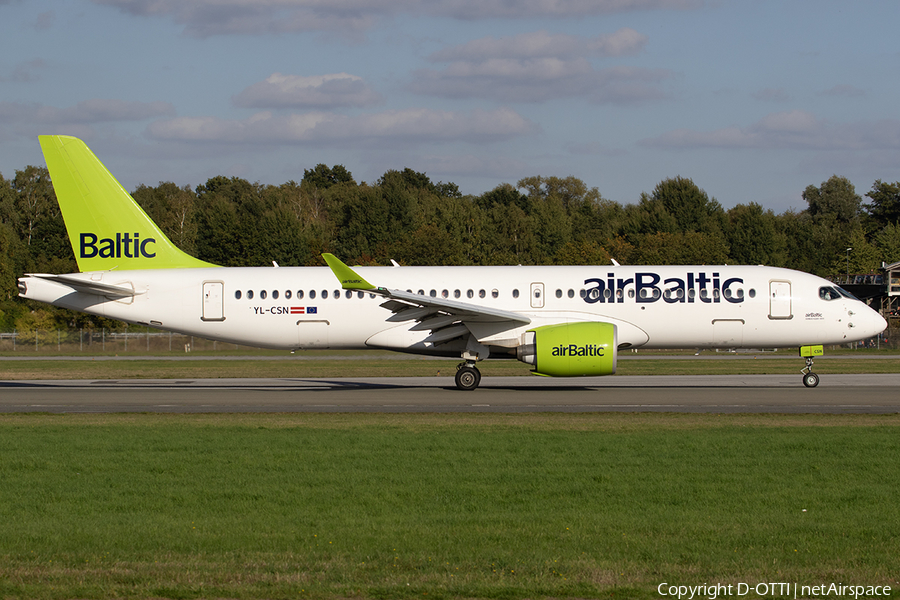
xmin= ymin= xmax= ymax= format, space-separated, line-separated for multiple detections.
xmin=801 ymin=367 xmax=819 ymax=388
xmin=799 ymin=345 xmax=823 ymax=388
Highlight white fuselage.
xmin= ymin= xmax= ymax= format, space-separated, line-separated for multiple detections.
xmin=19 ymin=264 xmax=887 ymax=356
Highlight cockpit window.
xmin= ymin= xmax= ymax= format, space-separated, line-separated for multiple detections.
xmin=819 ymin=286 xmax=858 ymax=301
xmin=836 ymin=286 xmax=860 ymax=301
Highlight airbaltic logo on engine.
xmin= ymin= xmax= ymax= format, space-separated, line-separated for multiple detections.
xmin=80 ymin=233 xmax=156 ymax=259
xmin=552 ymin=344 xmax=606 ymax=357
xmin=582 ymin=271 xmax=745 ymax=305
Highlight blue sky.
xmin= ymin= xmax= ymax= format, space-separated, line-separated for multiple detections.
xmin=2 ymin=0 xmax=898 ymax=214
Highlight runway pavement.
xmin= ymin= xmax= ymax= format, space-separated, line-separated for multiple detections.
xmin=1 ymin=374 xmax=899 ymax=413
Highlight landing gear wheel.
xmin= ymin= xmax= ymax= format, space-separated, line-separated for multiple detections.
xmin=455 ymin=365 xmax=481 ymax=391
xmin=802 ymin=372 xmax=820 ymax=388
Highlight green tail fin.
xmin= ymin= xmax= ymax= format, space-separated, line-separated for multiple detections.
xmin=39 ymin=135 xmax=217 ymax=271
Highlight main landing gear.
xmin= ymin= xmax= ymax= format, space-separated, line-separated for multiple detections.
xmin=799 ymin=345 xmax=823 ymax=388
xmin=455 ymin=362 xmax=481 ymax=391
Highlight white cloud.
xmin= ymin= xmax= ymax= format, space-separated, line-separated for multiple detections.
xmin=232 ymin=73 xmax=382 ymax=109
xmin=641 ymin=110 xmax=900 ymax=151
xmin=430 ymin=0 xmax=701 ymax=19
xmin=411 ymin=62 xmax=668 ymax=104
xmin=412 ymin=153 xmax=530 ymax=179
xmin=819 ymin=84 xmax=866 ymax=98
xmin=410 ymin=30 xmax=666 ymax=104
xmin=34 ymin=11 xmax=55 ymax=30
xmin=0 ymin=99 xmax=176 ymax=124
xmin=429 ymin=29 xmax=647 ymax=61
xmin=92 ymin=0 xmax=701 ymax=36
xmin=145 ymin=107 xmax=538 ymax=145
xmin=752 ymin=88 xmax=791 ymax=102
xmin=8 ymin=59 xmax=47 ymax=83
xmin=93 ymin=0 xmax=381 ymax=36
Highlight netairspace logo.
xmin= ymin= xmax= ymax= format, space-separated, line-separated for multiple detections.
xmin=657 ymin=582 xmax=892 ymax=600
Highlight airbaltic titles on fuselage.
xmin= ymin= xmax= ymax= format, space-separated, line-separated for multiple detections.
xmin=583 ymin=271 xmax=744 ymax=304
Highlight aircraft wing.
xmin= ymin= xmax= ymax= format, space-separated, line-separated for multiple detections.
xmin=24 ymin=274 xmax=140 ymax=298
xmin=322 ymin=254 xmax=530 ymax=344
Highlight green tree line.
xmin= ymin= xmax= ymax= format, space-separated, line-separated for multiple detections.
xmin=2 ymin=162 xmax=899 ymax=333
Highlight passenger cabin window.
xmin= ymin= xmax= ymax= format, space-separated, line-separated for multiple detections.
xmin=298 ymin=290 xmax=304 ymax=299
xmin=285 ymin=290 xmax=292 ymax=299
xmin=491 ymin=289 xmax=499 ymax=298
xmin=235 ymin=290 xmax=242 ymax=300
xmin=247 ymin=290 xmax=254 ymax=300
xmin=309 ymin=290 xmax=316 ymax=299
xmin=272 ymin=290 xmax=279 ymax=300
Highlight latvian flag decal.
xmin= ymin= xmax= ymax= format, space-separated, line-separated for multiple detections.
xmin=290 ymin=307 xmax=304 ymax=314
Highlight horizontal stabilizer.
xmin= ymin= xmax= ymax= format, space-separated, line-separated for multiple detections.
xmin=25 ymin=274 xmax=140 ymax=298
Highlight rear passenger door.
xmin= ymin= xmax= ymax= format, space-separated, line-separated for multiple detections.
xmin=202 ymin=281 xmax=225 ymax=321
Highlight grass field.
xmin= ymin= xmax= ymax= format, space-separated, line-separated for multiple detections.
xmin=0 ymin=413 xmax=898 ymax=600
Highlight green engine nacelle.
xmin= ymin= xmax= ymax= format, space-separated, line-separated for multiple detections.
xmin=517 ymin=322 xmax=617 ymax=377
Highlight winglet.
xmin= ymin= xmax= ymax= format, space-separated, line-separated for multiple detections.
xmin=322 ymin=253 xmax=375 ymax=290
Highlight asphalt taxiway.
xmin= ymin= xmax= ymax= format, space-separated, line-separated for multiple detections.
xmin=1 ymin=374 xmax=899 ymax=413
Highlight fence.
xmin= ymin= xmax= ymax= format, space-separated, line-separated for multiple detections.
xmin=0 ymin=329 xmax=260 ymax=354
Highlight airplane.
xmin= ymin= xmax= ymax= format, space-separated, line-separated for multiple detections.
xmin=18 ymin=135 xmax=888 ymax=390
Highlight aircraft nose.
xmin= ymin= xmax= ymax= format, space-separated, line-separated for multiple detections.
xmin=856 ymin=305 xmax=888 ymax=338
